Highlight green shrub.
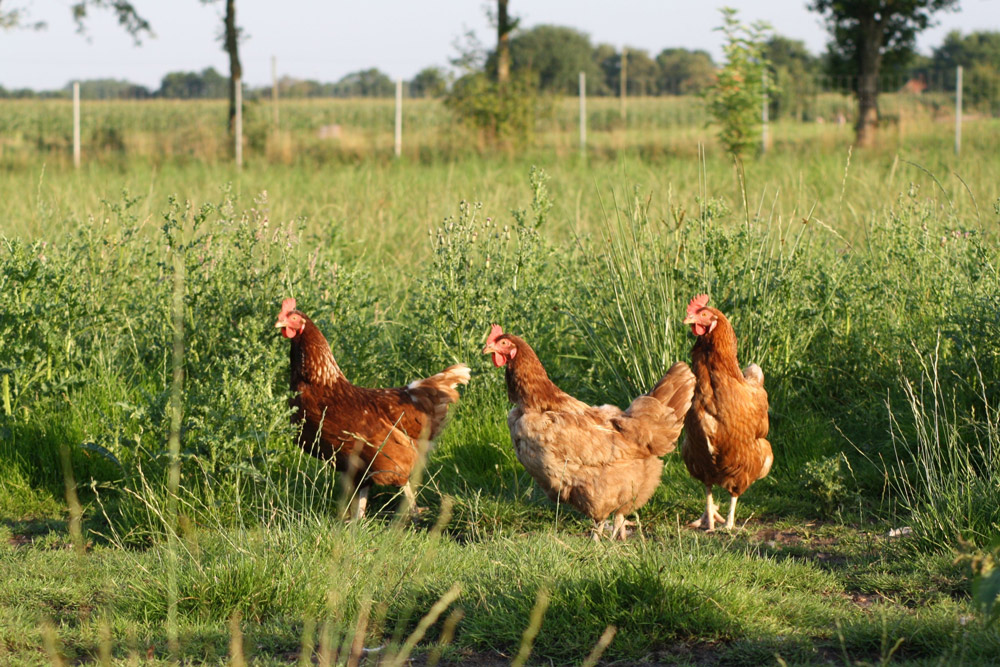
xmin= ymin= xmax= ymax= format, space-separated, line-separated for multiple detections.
xmin=704 ymin=8 xmax=772 ymax=158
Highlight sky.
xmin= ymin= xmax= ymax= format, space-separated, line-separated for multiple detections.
xmin=1 ymin=0 xmax=997 ymax=91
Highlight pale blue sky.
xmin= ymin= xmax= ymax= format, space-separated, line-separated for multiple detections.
xmin=1 ymin=1 xmax=996 ymax=90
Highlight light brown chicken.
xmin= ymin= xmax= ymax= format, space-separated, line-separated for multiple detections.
xmin=482 ymin=324 xmax=695 ymax=540
xmin=682 ymin=294 xmax=773 ymax=531
xmin=276 ymin=298 xmax=470 ymax=519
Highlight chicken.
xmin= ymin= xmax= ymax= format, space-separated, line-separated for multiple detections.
xmin=482 ymin=324 xmax=695 ymax=541
xmin=275 ymin=298 xmax=470 ymax=519
xmin=682 ymin=294 xmax=773 ymax=531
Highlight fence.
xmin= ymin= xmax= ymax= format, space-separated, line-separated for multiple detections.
xmin=0 ymin=67 xmax=996 ymax=168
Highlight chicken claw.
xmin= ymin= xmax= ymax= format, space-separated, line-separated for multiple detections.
xmin=689 ymin=486 xmax=725 ymax=531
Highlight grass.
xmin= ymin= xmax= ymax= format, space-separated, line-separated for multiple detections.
xmin=2 ymin=96 xmax=1000 ymax=663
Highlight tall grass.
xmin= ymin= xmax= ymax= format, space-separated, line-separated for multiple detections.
xmin=885 ymin=339 xmax=1000 ymax=551
xmin=4 ymin=157 xmax=1000 ymax=662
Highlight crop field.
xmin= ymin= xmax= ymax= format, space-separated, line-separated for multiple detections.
xmin=2 ymin=97 xmax=1000 ymax=665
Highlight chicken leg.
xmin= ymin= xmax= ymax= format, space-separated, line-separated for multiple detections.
xmin=689 ymin=485 xmax=726 ymax=531
xmin=353 ymin=486 xmax=370 ymax=521
xmin=591 ymin=520 xmax=608 ymax=542
xmin=401 ymin=482 xmax=426 ymax=517
xmin=611 ymin=513 xmax=635 ymax=541
xmin=725 ymin=495 xmax=739 ymax=531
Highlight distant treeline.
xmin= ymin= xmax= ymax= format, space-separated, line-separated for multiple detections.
xmin=2 ymin=25 xmax=997 ymax=104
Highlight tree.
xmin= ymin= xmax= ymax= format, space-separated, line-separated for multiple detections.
xmin=622 ymin=48 xmax=659 ymax=96
xmin=810 ymin=0 xmax=958 ymax=146
xmin=71 ymin=1 xmax=151 ymax=43
xmin=2 ymin=1 xmax=150 ymax=39
xmin=493 ymin=25 xmax=601 ymax=94
xmin=331 ymin=69 xmax=394 ymax=97
xmin=410 ymin=67 xmax=448 ymax=98
xmin=69 ymin=78 xmax=150 ymax=99
xmin=932 ymin=30 xmax=1000 ymax=70
xmin=590 ymin=44 xmax=617 ymax=95
xmin=933 ymin=31 xmax=1000 ymax=111
xmin=158 ymin=68 xmax=228 ymax=98
xmin=495 ymin=0 xmax=513 ymax=84
xmin=0 ymin=4 xmax=45 ymax=30
xmin=655 ymin=48 xmax=715 ymax=95
xmin=763 ymin=36 xmax=820 ymax=119
xmin=705 ymin=8 xmax=771 ymax=158
xmin=201 ymin=0 xmax=242 ymax=132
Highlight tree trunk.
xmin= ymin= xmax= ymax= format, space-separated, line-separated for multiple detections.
xmin=855 ymin=12 xmax=883 ymax=147
xmin=225 ymin=0 xmax=241 ymax=133
xmin=496 ymin=0 xmax=510 ymax=85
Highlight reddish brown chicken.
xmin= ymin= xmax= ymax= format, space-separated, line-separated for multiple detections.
xmin=682 ymin=294 xmax=773 ymax=531
xmin=483 ymin=324 xmax=695 ymax=540
xmin=275 ymin=298 xmax=470 ymax=519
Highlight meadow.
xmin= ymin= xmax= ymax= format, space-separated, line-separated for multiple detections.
xmin=2 ymin=96 xmax=1000 ymax=665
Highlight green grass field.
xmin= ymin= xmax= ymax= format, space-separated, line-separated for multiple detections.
xmin=2 ymin=97 xmax=1000 ymax=665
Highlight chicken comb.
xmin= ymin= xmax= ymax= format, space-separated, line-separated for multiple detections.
xmin=486 ymin=323 xmax=504 ymax=345
xmin=686 ymin=294 xmax=710 ymax=318
xmin=280 ymin=298 xmax=297 ymax=317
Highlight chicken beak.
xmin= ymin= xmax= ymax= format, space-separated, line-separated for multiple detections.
xmin=275 ymin=317 xmax=288 ymax=329
xmin=682 ymin=315 xmax=695 ymax=325
xmin=481 ymin=343 xmax=496 ymax=355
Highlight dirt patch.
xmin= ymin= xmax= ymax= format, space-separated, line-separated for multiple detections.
xmin=7 ymin=534 xmax=33 ymax=547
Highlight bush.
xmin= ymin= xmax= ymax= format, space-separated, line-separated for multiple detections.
xmin=444 ymin=70 xmax=539 ymax=148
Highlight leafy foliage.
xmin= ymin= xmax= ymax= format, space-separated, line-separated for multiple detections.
xmin=495 ymin=25 xmax=603 ymax=95
xmin=704 ymin=8 xmax=772 ymax=158
xmin=410 ymin=67 xmax=448 ymax=98
xmin=656 ymin=48 xmax=716 ymax=95
xmin=444 ymin=70 xmax=539 ymax=147
xmin=812 ymin=0 xmax=960 ymax=79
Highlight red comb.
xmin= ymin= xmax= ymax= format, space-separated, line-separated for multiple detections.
xmin=687 ymin=294 xmax=709 ymax=318
xmin=280 ymin=298 xmax=297 ymax=317
xmin=486 ymin=323 xmax=504 ymax=345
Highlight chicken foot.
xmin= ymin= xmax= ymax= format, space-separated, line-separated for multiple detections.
xmin=611 ymin=513 xmax=635 ymax=541
xmin=689 ymin=486 xmax=726 ymax=531
xmin=591 ymin=520 xmax=608 ymax=542
xmin=401 ymin=482 xmax=427 ymax=518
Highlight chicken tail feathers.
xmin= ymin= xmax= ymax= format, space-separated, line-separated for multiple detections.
xmin=404 ymin=363 xmax=471 ymax=440
xmin=620 ymin=362 xmax=696 ymax=456
xmin=648 ymin=362 xmax=697 ymax=417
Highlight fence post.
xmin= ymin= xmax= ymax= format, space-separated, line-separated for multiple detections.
xmin=954 ymin=65 xmax=962 ymax=156
xmin=579 ymin=71 xmax=586 ymax=158
xmin=234 ymin=74 xmax=243 ymax=168
xmin=761 ymin=69 xmax=768 ymax=154
xmin=395 ymin=79 xmax=402 ymax=158
xmin=271 ymin=55 xmax=279 ymax=132
xmin=72 ymin=81 xmax=80 ymax=168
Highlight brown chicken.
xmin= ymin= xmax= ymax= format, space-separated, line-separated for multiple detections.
xmin=482 ymin=324 xmax=695 ymax=540
xmin=275 ymin=298 xmax=470 ymax=519
xmin=682 ymin=294 xmax=773 ymax=531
